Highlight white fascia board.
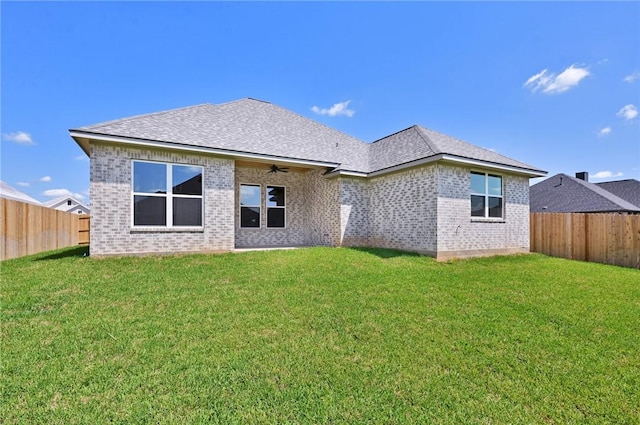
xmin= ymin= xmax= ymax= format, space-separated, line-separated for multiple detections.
xmin=323 ymin=170 xmax=368 ymax=179
xmin=327 ymin=154 xmax=546 ymax=179
xmin=439 ymin=155 xmax=547 ymax=177
xmin=69 ymin=131 xmax=340 ymax=169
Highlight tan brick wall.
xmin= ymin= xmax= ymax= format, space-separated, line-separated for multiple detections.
xmin=89 ymin=143 xmax=234 ymax=256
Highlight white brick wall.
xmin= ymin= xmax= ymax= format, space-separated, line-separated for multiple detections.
xmin=90 ymin=143 xmax=235 ymax=256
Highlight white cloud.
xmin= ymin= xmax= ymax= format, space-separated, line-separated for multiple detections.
xmin=311 ymin=100 xmax=355 ymax=117
xmin=524 ymin=64 xmax=590 ymax=94
xmin=623 ymin=71 xmax=640 ymax=83
xmin=598 ymin=127 xmax=611 ymax=137
xmin=2 ymin=131 xmax=34 ymax=145
xmin=592 ymin=171 xmax=623 ymax=179
xmin=617 ymin=104 xmax=638 ymax=120
xmin=74 ymin=155 xmax=88 ymax=161
xmin=39 ymin=176 xmax=52 ymax=182
xmin=43 ymin=188 xmax=85 ymax=200
xmin=16 ymin=182 xmax=30 ymax=187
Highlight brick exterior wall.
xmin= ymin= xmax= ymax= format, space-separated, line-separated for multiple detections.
xmin=339 ymin=177 xmax=370 ymax=246
xmin=90 ymin=146 xmax=531 ymax=259
xmin=435 ymin=164 xmax=530 ymax=259
xmin=234 ymin=166 xmax=307 ymax=247
xmin=368 ymin=165 xmax=438 ymax=254
xmin=89 ymin=143 xmax=234 ymax=256
xmin=304 ymin=169 xmax=341 ymax=246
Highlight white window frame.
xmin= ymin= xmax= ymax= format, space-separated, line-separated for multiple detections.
xmin=266 ymin=185 xmax=286 ymax=229
xmin=239 ymin=183 xmax=262 ymax=229
xmin=470 ymin=171 xmax=503 ymax=219
xmin=131 ymin=160 xmax=204 ymax=228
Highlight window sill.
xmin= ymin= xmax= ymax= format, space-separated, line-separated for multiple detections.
xmin=470 ymin=218 xmax=506 ymax=223
xmin=130 ymin=227 xmax=204 ymax=233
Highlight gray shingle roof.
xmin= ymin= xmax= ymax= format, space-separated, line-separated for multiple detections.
xmin=74 ymin=98 xmax=370 ymax=172
xmin=595 ymin=179 xmax=640 ymax=208
xmin=71 ymin=98 xmax=544 ymax=176
xmin=369 ymin=125 xmax=540 ymax=173
xmin=530 ymin=173 xmax=640 ymax=213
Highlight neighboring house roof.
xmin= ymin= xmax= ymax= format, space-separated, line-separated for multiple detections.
xmin=70 ymin=98 xmax=546 ymax=177
xmin=0 ymin=181 xmax=42 ymax=205
xmin=595 ymin=179 xmax=640 ymax=208
xmin=44 ymin=195 xmax=90 ymax=212
xmin=530 ymin=173 xmax=640 ymax=213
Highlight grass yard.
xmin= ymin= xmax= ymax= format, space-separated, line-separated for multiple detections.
xmin=2 ymin=247 xmax=639 ymax=424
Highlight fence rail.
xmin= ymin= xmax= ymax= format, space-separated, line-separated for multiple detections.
xmin=530 ymin=212 xmax=640 ymax=269
xmin=1 ymin=198 xmax=84 ymax=261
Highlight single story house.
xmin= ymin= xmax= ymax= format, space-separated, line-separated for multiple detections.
xmin=70 ymin=98 xmax=546 ymax=259
xmin=44 ymin=195 xmax=90 ymax=215
xmin=530 ymin=172 xmax=640 ymax=213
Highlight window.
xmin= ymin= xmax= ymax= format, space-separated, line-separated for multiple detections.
xmin=266 ymin=186 xmax=285 ymax=228
xmin=240 ymin=184 xmax=261 ymax=228
xmin=471 ymin=171 xmax=503 ymax=218
xmin=67 ymin=200 xmax=72 ymax=206
xmin=239 ymin=184 xmax=286 ymax=228
xmin=132 ymin=161 xmax=203 ymax=227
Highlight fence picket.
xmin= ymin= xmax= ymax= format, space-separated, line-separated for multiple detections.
xmin=530 ymin=212 xmax=640 ymax=269
xmin=1 ymin=198 xmax=87 ymax=260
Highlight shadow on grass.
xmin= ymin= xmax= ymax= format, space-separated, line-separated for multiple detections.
xmin=34 ymin=246 xmax=89 ymax=261
xmin=348 ymin=247 xmax=421 ymax=259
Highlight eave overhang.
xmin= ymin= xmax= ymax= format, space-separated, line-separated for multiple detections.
xmin=69 ymin=130 xmax=340 ymax=170
xmin=324 ymin=153 xmax=547 ymax=179
xmin=70 ymin=130 xmax=547 ymax=179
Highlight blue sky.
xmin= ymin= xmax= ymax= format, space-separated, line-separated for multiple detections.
xmin=2 ymin=1 xmax=639 ymax=204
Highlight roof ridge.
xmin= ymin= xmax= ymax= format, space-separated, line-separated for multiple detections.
xmin=596 ymin=178 xmax=638 ymax=184
xmin=413 ymin=125 xmax=441 ymax=154
xmin=559 ymin=173 xmax=640 ymax=210
xmin=72 ymin=103 xmax=216 ymax=131
xmin=217 ymin=97 xmax=271 ymax=106
xmin=267 ymin=101 xmax=368 ymax=145
xmin=370 ymin=125 xmax=417 ymax=144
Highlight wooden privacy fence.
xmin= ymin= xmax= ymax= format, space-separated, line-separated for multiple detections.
xmin=530 ymin=212 xmax=640 ymax=269
xmin=1 ymin=198 xmax=88 ymax=261
xmin=79 ymin=215 xmax=90 ymax=245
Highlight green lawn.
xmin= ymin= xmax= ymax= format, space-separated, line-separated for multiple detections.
xmin=2 ymin=247 xmax=639 ymax=424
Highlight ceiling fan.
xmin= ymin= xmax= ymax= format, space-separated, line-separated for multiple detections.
xmin=268 ymin=164 xmax=289 ymax=173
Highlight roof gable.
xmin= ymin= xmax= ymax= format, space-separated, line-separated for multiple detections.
xmin=530 ymin=173 xmax=640 ymax=213
xmin=369 ymin=126 xmax=541 ymax=174
xmin=44 ymin=195 xmax=89 ymax=210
